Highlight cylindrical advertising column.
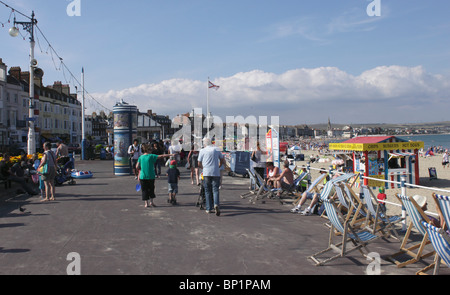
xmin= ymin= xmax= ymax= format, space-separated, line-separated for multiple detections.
xmin=113 ymin=101 xmax=137 ymax=176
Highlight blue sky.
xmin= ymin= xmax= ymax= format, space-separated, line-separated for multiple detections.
xmin=1 ymin=0 xmax=450 ymax=125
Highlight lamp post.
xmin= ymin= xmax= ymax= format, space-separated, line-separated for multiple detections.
xmin=9 ymin=11 xmax=38 ymax=155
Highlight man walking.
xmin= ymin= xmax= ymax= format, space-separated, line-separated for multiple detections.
xmin=198 ymin=138 xmax=225 ymax=216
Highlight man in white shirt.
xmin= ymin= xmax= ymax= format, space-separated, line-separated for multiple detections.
xmin=128 ymin=139 xmax=142 ymax=179
xmin=198 ymin=138 xmax=225 ymax=216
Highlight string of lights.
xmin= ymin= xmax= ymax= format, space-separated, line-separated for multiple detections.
xmin=0 ymin=0 xmax=112 ymax=113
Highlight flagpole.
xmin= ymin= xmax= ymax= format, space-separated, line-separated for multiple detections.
xmin=207 ymin=77 xmax=210 ymax=139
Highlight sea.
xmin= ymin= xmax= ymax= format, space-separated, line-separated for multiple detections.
xmin=398 ymin=134 xmax=450 ymax=151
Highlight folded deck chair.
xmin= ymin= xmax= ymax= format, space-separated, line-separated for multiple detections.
xmin=387 ymin=194 xmax=435 ymax=268
xmin=308 ymin=199 xmax=379 ymax=266
xmin=417 ymin=221 xmax=450 ymax=275
xmin=361 ymin=186 xmax=401 ymax=239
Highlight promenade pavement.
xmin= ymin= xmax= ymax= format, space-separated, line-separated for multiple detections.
xmin=0 ymin=159 xmax=445 ymax=276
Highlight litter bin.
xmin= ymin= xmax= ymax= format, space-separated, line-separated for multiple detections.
xmin=229 ymin=151 xmax=250 ymax=178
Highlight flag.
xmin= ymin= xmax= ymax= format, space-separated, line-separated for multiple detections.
xmin=208 ymin=81 xmax=220 ymax=91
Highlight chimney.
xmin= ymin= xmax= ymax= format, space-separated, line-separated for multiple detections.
xmin=52 ymin=81 xmax=63 ymax=93
xmin=8 ymin=67 xmax=21 ymax=80
xmin=61 ymin=84 xmax=70 ymax=96
xmin=147 ymin=110 xmax=153 ymax=116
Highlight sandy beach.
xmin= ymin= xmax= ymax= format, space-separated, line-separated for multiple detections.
xmin=294 ymin=149 xmax=450 ymax=217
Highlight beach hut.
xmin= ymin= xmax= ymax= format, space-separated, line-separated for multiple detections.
xmin=329 ymin=136 xmax=424 ymax=188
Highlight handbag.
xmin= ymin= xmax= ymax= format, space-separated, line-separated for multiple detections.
xmin=251 ymin=152 xmax=257 ymax=162
xmin=39 ymin=163 xmax=49 ymax=175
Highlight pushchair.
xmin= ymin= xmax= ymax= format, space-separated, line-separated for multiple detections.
xmin=55 ymin=158 xmax=76 ymax=186
xmin=196 ymin=174 xmax=206 ymax=210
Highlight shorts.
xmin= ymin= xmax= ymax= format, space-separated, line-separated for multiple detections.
xmin=41 ymin=166 xmax=56 ymax=182
xmin=443 ymin=161 xmax=449 ymax=165
xmin=280 ymin=181 xmax=292 ymax=190
xmin=305 ymin=192 xmax=320 ymax=200
xmin=168 ymin=183 xmax=178 ymax=194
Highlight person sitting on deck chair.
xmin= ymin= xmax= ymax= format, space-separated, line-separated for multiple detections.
xmin=291 ymin=170 xmax=330 ymax=215
xmin=270 ymin=160 xmax=294 ymax=197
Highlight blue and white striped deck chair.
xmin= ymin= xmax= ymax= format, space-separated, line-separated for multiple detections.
xmin=317 ymin=174 xmax=356 ymax=219
xmin=308 ymin=199 xmax=379 ymax=266
xmin=432 ymin=193 xmax=450 ymax=230
xmin=334 ymin=183 xmax=363 ymax=226
xmin=361 ymin=186 xmax=401 ymax=239
xmin=387 ymin=194 xmax=435 ymax=268
xmin=418 ymin=222 xmax=450 ymax=275
xmin=292 ymin=173 xmax=327 ymax=207
xmin=343 ymin=183 xmax=368 ymax=226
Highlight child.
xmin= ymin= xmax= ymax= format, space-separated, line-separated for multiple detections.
xmin=166 ymin=160 xmax=180 ymax=205
xmin=33 ymin=155 xmax=45 ymax=200
xmin=377 ymin=187 xmax=387 ymax=212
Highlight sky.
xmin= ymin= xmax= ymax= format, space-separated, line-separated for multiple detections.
xmin=1 ymin=0 xmax=450 ymax=125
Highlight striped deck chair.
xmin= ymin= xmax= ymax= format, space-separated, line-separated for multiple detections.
xmin=387 ymin=194 xmax=435 ymax=268
xmin=275 ymin=172 xmax=309 ymax=204
xmin=317 ymin=174 xmax=357 ymax=220
xmin=292 ymin=173 xmax=327 ymax=207
xmin=432 ymin=193 xmax=450 ymax=230
xmin=334 ymin=183 xmax=365 ymax=227
xmin=308 ymin=199 xmax=379 ymax=266
xmin=417 ymin=222 xmax=450 ymax=275
xmin=361 ymin=186 xmax=401 ymax=239
xmin=343 ymin=183 xmax=368 ymax=227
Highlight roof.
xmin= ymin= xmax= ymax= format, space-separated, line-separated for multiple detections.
xmin=342 ymin=136 xmax=404 ymax=144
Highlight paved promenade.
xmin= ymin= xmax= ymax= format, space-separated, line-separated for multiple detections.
xmin=0 ymin=159 xmax=445 ymax=276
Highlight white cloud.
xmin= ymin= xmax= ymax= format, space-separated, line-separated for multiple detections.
xmin=91 ymin=65 xmax=450 ymax=125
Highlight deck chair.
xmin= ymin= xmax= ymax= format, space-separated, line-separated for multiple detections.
xmin=308 ymin=199 xmax=379 ymax=266
xmin=361 ymin=186 xmax=402 ymax=239
xmin=292 ymin=173 xmax=327 ymax=207
xmin=343 ymin=183 xmax=368 ymax=227
xmin=240 ymin=169 xmax=259 ymax=199
xmin=272 ymin=172 xmax=309 ymax=204
xmin=334 ymin=183 xmax=365 ymax=227
xmin=432 ymin=193 xmax=450 ymax=230
xmin=248 ymin=171 xmax=276 ymax=203
xmin=387 ymin=194 xmax=435 ymax=268
xmin=417 ymin=221 xmax=450 ymax=275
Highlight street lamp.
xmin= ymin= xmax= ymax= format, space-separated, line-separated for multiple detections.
xmin=9 ymin=11 xmax=38 ymax=155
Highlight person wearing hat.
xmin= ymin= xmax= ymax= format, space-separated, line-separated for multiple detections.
xmin=166 ymin=160 xmax=181 ymax=205
xmin=377 ymin=187 xmax=388 ymax=212
xmin=412 ymin=195 xmax=442 ymax=228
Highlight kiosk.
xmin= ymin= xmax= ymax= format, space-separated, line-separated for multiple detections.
xmin=329 ymin=136 xmax=424 ymax=188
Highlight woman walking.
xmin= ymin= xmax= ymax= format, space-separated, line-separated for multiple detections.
xmin=187 ymin=144 xmax=200 ymax=185
xmin=136 ymin=143 xmax=174 ymax=208
xmin=38 ymin=142 xmax=57 ymax=202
